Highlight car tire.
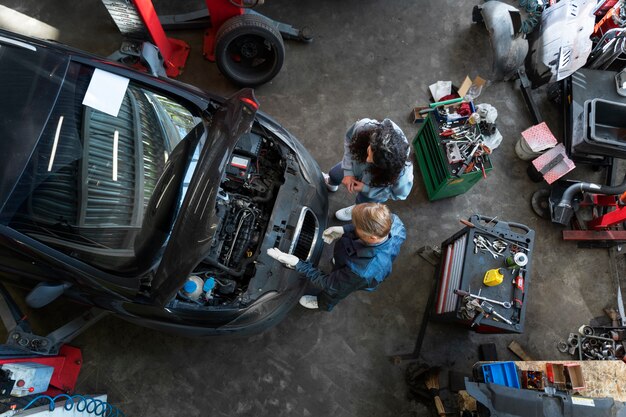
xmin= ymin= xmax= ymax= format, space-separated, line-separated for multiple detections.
xmin=215 ymin=14 xmax=285 ymax=87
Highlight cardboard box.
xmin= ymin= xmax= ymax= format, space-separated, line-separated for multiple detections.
xmin=564 ymin=363 xmax=585 ymax=390
xmin=458 ymin=75 xmax=487 ymax=100
xmin=546 ymin=363 xmax=567 ymax=390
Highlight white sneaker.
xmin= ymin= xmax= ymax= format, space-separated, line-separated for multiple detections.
xmin=335 ymin=204 xmax=355 ymax=221
xmin=323 ymin=173 xmax=339 ymax=192
xmin=299 ymin=295 xmax=319 ymax=309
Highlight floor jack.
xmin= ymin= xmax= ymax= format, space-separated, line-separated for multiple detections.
xmin=102 ymin=0 xmax=311 ymax=86
xmin=0 ymin=283 xmax=109 ymax=412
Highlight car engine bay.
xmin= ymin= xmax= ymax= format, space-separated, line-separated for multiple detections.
xmin=172 ymin=129 xmax=288 ymax=308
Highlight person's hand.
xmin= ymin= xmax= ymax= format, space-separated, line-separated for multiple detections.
xmin=322 ymin=226 xmax=344 ymax=244
xmin=342 ymin=175 xmax=358 ymax=193
xmin=266 ymin=248 xmax=299 ymax=268
xmin=351 ymin=180 xmax=365 ymax=192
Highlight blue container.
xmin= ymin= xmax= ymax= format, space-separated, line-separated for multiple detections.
xmin=482 ymin=362 xmax=520 ymax=389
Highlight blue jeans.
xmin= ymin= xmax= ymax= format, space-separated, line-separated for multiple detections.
xmin=328 ymin=163 xmax=377 ymax=204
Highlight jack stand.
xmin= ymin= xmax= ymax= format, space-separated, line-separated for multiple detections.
xmin=0 ymin=284 xmax=109 ymax=357
xmin=103 ymin=0 xmax=190 ymax=78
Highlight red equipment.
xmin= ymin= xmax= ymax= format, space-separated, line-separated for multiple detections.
xmin=103 ymin=0 xmax=310 ymax=86
xmin=563 ymin=192 xmax=626 ymax=242
xmin=130 ymin=0 xmax=190 ymax=78
xmin=0 ymin=345 xmax=82 ymax=397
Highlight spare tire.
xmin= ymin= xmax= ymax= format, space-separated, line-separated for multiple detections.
xmin=215 ymin=14 xmax=285 ymax=87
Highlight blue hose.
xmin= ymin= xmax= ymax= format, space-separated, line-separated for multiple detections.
xmin=22 ymin=394 xmax=124 ymax=417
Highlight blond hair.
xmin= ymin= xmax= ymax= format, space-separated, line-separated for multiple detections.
xmin=351 ymin=203 xmax=392 ymax=238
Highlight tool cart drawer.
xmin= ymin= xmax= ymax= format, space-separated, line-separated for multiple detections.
xmin=432 ymin=215 xmax=535 ymax=334
xmin=413 ymin=114 xmax=492 ymax=201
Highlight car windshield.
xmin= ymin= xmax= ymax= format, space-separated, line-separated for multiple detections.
xmin=1 ymin=61 xmax=204 ymax=274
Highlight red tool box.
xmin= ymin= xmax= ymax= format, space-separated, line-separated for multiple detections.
xmin=432 ymin=215 xmax=535 ymax=333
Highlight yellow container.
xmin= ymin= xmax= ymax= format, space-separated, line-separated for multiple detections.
xmin=483 ymin=268 xmax=504 ymax=287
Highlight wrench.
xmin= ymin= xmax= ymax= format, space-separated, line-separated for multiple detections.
xmin=473 ymin=237 xmax=499 ymax=259
xmin=480 ymin=301 xmax=513 ymax=325
xmin=454 ymin=289 xmax=512 ymax=309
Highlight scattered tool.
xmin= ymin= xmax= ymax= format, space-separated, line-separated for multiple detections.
xmin=454 ymin=289 xmax=512 ymax=309
xmin=480 ymin=301 xmax=513 ymax=325
xmin=460 ymin=219 xmax=529 ymax=251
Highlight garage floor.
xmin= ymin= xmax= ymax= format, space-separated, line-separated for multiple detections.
xmin=0 ymin=1 xmax=624 ymax=416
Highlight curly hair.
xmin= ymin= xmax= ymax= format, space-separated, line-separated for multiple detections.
xmin=348 ymin=119 xmax=410 ymax=187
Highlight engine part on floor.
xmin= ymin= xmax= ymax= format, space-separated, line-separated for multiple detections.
xmin=472 ymin=2 xmax=528 ymax=81
xmin=526 ymin=0 xmax=596 ymax=85
xmin=102 ymin=0 xmax=311 ymax=86
xmin=465 ymin=379 xmax=626 ymax=417
xmin=559 ymin=322 xmax=626 ymax=361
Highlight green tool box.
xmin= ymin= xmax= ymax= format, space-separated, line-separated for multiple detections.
xmin=413 ymin=114 xmax=493 ymax=201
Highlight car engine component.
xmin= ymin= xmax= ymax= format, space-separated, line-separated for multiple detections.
xmin=173 ymin=130 xmax=288 ymax=307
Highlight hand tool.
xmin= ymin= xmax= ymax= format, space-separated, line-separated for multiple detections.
xmin=459 ymin=219 xmax=529 ymax=251
xmin=512 ymin=272 xmax=524 ymax=309
xmin=480 ymin=301 xmax=513 ymax=325
xmin=454 ymin=289 xmax=512 ymax=308
xmin=473 ymin=236 xmax=502 ymax=258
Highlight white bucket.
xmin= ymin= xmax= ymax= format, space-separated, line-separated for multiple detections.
xmin=515 ymin=136 xmax=543 ymax=161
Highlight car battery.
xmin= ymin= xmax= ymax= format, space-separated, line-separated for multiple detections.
xmin=432 ymin=215 xmax=535 ymax=333
xmin=1 ymin=362 xmax=54 ymax=397
xmin=226 ymin=154 xmax=253 ymax=181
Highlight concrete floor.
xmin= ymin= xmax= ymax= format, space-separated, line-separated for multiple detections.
xmin=0 ymin=1 xmax=624 ymax=416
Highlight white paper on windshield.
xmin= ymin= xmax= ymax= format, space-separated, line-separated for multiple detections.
xmin=82 ymin=69 xmax=130 ymax=117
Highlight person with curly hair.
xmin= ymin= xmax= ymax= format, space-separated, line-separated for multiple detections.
xmin=324 ymin=118 xmax=414 ymax=221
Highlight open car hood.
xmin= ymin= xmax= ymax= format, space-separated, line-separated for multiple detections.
xmin=150 ymin=89 xmax=259 ymax=306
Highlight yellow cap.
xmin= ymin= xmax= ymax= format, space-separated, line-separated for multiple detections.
xmin=483 ymin=268 xmax=504 ymax=287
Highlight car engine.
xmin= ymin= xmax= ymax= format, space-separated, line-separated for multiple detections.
xmin=174 ymin=130 xmax=287 ymax=307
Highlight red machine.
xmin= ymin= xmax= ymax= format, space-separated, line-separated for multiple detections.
xmin=562 ymin=191 xmax=626 ymax=243
xmin=0 ymin=285 xmax=110 ymax=409
xmin=103 ymin=0 xmax=311 ymax=86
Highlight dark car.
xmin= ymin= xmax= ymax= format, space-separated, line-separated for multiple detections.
xmin=0 ymin=29 xmax=328 ymax=336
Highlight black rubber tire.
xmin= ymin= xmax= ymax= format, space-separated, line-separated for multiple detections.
xmin=531 ymin=188 xmax=551 ymax=219
xmin=215 ymin=14 xmax=285 ymax=87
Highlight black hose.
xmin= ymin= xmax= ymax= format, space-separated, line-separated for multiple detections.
xmin=553 ymin=173 xmax=626 ymax=225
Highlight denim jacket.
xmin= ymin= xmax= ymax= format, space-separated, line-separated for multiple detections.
xmin=295 ymin=214 xmax=407 ymax=310
xmin=341 ymin=118 xmax=413 ymax=202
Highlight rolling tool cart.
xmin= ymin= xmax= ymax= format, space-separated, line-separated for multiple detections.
xmin=413 ymin=113 xmax=493 ymax=201
xmin=432 ymin=215 xmax=535 ymax=333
